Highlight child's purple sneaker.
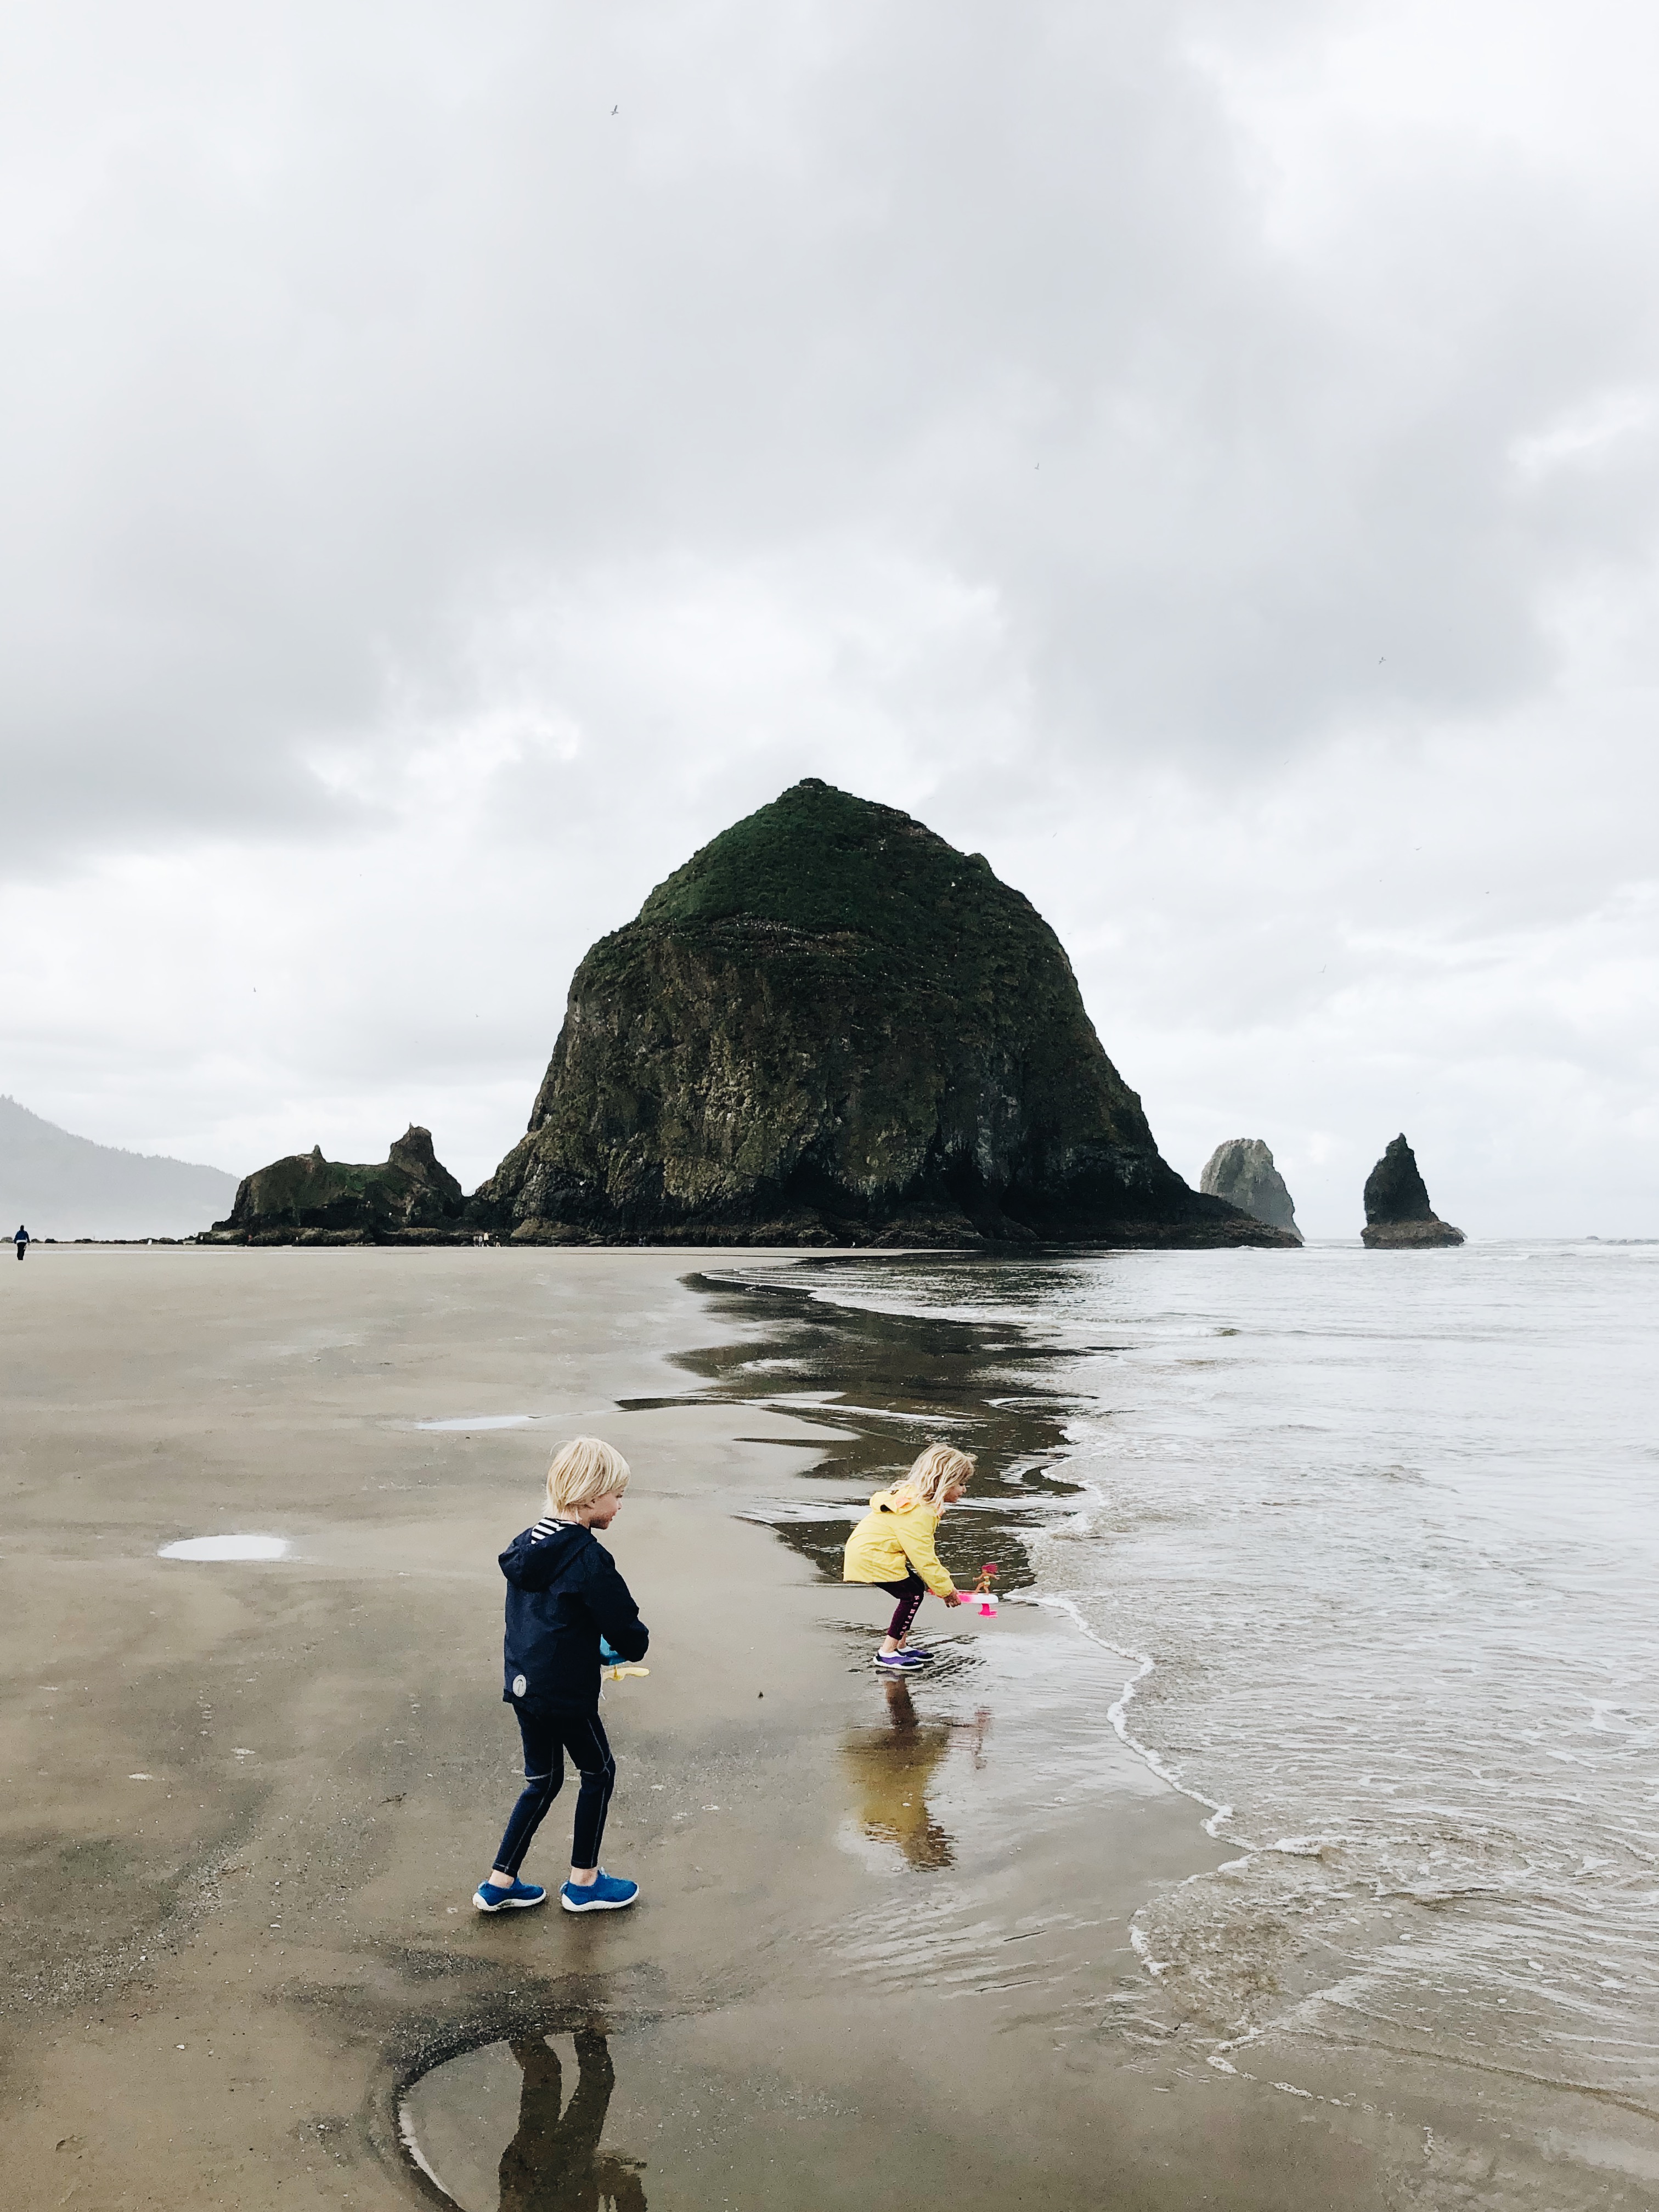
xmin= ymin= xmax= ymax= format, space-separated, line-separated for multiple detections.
xmin=874 ymin=1649 xmax=928 ymax=1670
xmin=560 ymin=1870 xmax=639 ymax=1912
xmin=473 ymin=1877 xmax=547 ymax=1914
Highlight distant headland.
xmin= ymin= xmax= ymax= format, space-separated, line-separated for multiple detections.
xmin=0 ymin=1094 xmax=238 ymax=1242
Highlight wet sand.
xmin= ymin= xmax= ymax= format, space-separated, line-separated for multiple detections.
xmin=1 ymin=1248 xmax=1631 ymax=2210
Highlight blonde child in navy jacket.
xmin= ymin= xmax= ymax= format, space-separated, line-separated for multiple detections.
xmin=475 ymin=1437 xmax=648 ymax=1915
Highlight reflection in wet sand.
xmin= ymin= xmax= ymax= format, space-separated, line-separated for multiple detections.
xmin=404 ymin=2026 xmax=645 ymax=2212
xmin=498 ymin=2029 xmax=645 ymax=2212
xmin=668 ymin=1261 xmax=1100 ymax=1599
xmin=842 ymin=1679 xmax=990 ymax=1871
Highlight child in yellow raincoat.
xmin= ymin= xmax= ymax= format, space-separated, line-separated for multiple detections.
xmin=843 ymin=1442 xmax=974 ymax=1671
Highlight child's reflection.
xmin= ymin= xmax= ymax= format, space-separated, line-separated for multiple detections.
xmin=842 ymin=1679 xmax=991 ymax=1871
xmin=498 ymin=2026 xmax=646 ymax=2212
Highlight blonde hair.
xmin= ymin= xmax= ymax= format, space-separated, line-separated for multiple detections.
xmin=546 ymin=1436 xmax=631 ymax=1511
xmin=891 ymin=1441 xmax=975 ymax=1510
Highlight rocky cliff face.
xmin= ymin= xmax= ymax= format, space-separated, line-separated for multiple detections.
xmin=1361 ymin=1134 xmax=1464 ymax=1247
xmin=1199 ymin=1138 xmax=1302 ymax=1240
xmin=475 ymin=780 xmax=1294 ymax=1248
xmin=206 ymin=1126 xmax=466 ymax=1244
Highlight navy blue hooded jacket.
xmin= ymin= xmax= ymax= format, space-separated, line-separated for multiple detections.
xmin=500 ymin=1515 xmax=649 ymax=1714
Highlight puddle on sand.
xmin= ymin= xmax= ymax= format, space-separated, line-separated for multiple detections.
xmin=402 ymin=2028 xmax=645 ymax=2211
xmin=414 ymin=1415 xmax=536 ymax=1432
xmin=158 ymin=1534 xmax=290 ymax=1561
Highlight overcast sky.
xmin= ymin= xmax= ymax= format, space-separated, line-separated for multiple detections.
xmin=3 ymin=0 xmax=1656 ymax=1236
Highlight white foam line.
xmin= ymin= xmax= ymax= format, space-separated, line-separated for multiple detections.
xmin=1030 ymin=1589 xmax=1251 ymax=1847
xmin=1026 ymin=1576 xmax=1289 ymax=2005
xmin=1013 ymin=1414 xmax=1396 ymax=2043
xmin=1128 ymin=1923 xmax=1169 ymax=1976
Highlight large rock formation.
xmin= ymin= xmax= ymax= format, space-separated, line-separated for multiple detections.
xmin=475 ymin=780 xmax=1295 ymax=1249
xmin=1199 ymin=1138 xmax=1302 ymax=1241
xmin=1361 ymin=1135 xmax=1464 ymax=1248
xmin=205 ymin=1126 xmax=466 ymax=1244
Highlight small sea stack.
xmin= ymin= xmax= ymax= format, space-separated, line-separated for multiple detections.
xmin=1361 ymin=1135 xmax=1464 ymax=1248
xmin=1199 ymin=1138 xmax=1302 ymax=1242
xmin=204 ymin=1126 xmax=467 ymax=1244
xmin=475 ymin=779 xmax=1296 ymax=1249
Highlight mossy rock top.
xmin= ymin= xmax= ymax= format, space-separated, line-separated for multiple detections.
xmin=640 ymin=780 xmax=1002 ymax=946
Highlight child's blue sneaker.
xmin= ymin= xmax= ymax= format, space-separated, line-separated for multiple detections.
xmin=560 ymin=1870 xmax=639 ymax=1913
xmin=897 ymin=1643 xmax=934 ymax=1661
xmin=473 ymin=1877 xmax=547 ymax=1914
xmin=874 ymin=1648 xmax=928 ymax=1670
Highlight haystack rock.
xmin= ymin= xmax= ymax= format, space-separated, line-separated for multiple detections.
xmin=1361 ymin=1135 xmax=1464 ymax=1248
xmin=475 ymin=780 xmax=1296 ymax=1248
xmin=206 ymin=1126 xmax=466 ymax=1244
xmin=1199 ymin=1138 xmax=1302 ymax=1242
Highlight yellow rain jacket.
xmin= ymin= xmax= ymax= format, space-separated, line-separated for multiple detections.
xmin=843 ymin=1487 xmax=956 ymax=1599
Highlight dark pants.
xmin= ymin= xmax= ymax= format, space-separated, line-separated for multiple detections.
xmin=493 ymin=1704 xmax=616 ymax=1878
xmin=876 ymin=1570 xmax=929 ymax=1641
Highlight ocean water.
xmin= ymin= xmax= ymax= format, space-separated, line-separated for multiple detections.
xmin=696 ymin=1240 xmax=1659 ymax=2109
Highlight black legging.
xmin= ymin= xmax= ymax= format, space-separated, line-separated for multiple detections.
xmin=876 ymin=1570 xmax=928 ymax=1641
xmin=494 ymin=1705 xmax=616 ymax=1877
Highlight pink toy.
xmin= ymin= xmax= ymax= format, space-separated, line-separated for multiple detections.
xmin=959 ymin=1563 xmax=1000 ymax=1617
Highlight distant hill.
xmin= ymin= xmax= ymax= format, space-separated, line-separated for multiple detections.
xmin=0 ymin=1096 xmax=240 ymax=1240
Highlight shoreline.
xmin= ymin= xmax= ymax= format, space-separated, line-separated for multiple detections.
xmin=2 ymin=1246 xmax=1647 ymax=2209
xmin=32 ymin=1217 xmax=1307 ymax=1250
xmin=655 ymin=1251 xmax=1659 ymax=2203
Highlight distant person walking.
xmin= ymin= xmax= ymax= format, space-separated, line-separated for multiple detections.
xmin=843 ymin=1443 xmax=974 ymax=1670
xmin=13 ymin=1224 xmax=29 ymax=1261
xmin=475 ymin=1437 xmax=650 ymax=1917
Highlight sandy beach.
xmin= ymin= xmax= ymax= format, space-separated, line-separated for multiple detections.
xmin=2 ymin=1247 xmax=1640 ymax=2210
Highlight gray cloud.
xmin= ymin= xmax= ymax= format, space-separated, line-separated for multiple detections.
xmin=6 ymin=0 xmax=1655 ymax=850
xmin=1 ymin=0 xmax=1655 ymax=1232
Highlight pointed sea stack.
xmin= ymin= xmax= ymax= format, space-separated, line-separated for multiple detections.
xmin=1361 ymin=1135 xmax=1464 ymax=1247
xmin=1199 ymin=1138 xmax=1302 ymax=1242
xmin=205 ymin=1126 xmax=466 ymax=1244
xmin=475 ymin=780 xmax=1295 ymax=1248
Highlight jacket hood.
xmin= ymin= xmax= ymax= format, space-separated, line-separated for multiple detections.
xmin=870 ymin=1486 xmax=930 ymax=1515
xmin=500 ymin=1519 xmax=591 ymax=1590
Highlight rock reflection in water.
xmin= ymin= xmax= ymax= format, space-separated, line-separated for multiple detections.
xmin=842 ymin=1679 xmax=990 ymax=1871
xmin=664 ymin=1259 xmax=1101 ymax=1597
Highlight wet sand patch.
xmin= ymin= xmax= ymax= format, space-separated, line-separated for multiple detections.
xmin=3 ymin=1246 xmax=1645 ymax=2210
